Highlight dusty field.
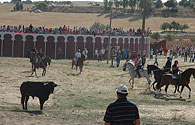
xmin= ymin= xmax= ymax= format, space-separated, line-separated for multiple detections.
xmin=0 ymin=4 xmax=195 ymax=32
xmin=0 ymin=56 xmax=195 ymax=125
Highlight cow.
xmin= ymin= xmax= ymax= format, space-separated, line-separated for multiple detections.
xmin=20 ymin=81 xmax=58 ymax=110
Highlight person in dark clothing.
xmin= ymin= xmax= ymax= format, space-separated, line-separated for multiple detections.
xmin=163 ymin=56 xmax=172 ymax=72
xmin=136 ymin=54 xmax=142 ymax=78
xmin=104 ymin=85 xmax=140 ymax=125
xmin=172 ymin=60 xmax=182 ymax=85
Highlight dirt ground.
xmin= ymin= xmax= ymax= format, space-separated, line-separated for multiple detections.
xmin=0 ymin=56 xmax=195 ymax=125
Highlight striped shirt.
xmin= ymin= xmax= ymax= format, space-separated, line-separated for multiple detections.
xmin=104 ymin=98 xmax=140 ymax=125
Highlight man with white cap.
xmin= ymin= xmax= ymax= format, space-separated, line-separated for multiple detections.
xmin=104 ymin=85 xmax=140 ymax=125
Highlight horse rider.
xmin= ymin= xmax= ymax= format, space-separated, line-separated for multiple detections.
xmin=163 ymin=56 xmax=172 ymax=72
xmin=136 ymin=54 xmax=142 ymax=78
xmin=75 ymin=49 xmax=81 ymax=65
xmin=172 ymin=60 xmax=182 ymax=86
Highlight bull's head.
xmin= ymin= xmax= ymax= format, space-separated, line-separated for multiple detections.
xmin=44 ymin=82 xmax=58 ymax=93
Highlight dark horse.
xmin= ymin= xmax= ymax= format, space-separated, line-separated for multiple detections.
xmin=147 ymin=64 xmax=178 ymax=94
xmin=147 ymin=65 xmax=162 ymax=90
xmin=156 ymin=68 xmax=195 ymax=98
xmin=71 ymin=53 xmax=85 ymax=73
xmin=31 ymin=57 xmax=51 ymax=76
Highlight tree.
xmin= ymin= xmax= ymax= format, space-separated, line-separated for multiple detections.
xmin=181 ymin=24 xmax=189 ymax=32
xmin=122 ymin=0 xmax=128 ymax=10
xmin=14 ymin=2 xmax=23 ymax=11
xmin=11 ymin=0 xmax=21 ymax=4
xmin=179 ymin=0 xmax=189 ymax=7
xmin=155 ymin=0 xmax=163 ymax=9
xmin=129 ymin=0 xmax=137 ymax=12
xmin=151 ymin=32 xmax=160 ymax=40
xmin=114 ymin=0 xmax=120 ymax=11
xmin=160 ymin=22 xmax=169 ymax=31
xmin=35 ymin=2 xmax=48 ymax=11
xmin=138 ymin=0 xmax=155 ymax=15
xmin=104 ymin=0 xmax=108 ymax=10
xmin=164 ymin=0 xmax=177 ymax=10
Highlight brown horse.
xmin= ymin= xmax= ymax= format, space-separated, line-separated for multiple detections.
xmin=31 ymin=57 xmax=51 ymax=76
xmin=72 ymin=53 xmax=85 ymax=73
xmin=156 ymin=68 xmax=195 ymax=98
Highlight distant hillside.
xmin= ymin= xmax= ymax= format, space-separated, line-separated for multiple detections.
xmin=47 ymin=5 xmax=195 ymax=18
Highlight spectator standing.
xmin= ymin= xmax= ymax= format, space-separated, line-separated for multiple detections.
xmin=154 ymin=55 xmax=158 ymax=66
xmin=116 ymin=53 xmax=121 ymax=67
xmin=104 ymin=85 xmax=140 ymax=125
xmin=95 ymin=49 xmax=99 ymax=60
xmin=150 ymin=49 xmax=153 ymax=59
xmin=82 ymin=48 xmax=88 ymax=59
xmin=101 ymin=48 xmax=105 ymax=60
xmin=98 ymin=49 xmax=102 ymax=61
xmin=57 ymin=47 xmax=62 ymax=59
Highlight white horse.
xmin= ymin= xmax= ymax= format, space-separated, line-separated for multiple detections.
xmin=123 ymin=61 xmax=151 ymax=88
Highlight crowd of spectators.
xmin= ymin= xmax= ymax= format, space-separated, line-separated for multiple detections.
xmin=0 ymin=24 xmax=152 ymax=36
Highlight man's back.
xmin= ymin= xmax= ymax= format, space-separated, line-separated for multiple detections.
xmin=104 ymin=98 xmax=139 ymax=125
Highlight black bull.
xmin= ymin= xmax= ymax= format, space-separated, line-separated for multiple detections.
xmin=20 ymin=81 xmax=58 ymax=110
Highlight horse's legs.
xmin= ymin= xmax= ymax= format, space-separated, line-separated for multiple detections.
xmin=185 ymin=85 xmax=191 ymax=99
xmin=179 ymin=85 xmax=185 ymax=98
xmin=152 ymin=81 xmax=157 ymax=90
xmin=42 ymin=68 xmax=46 ymax=76
xmin=165 ymin=85 xmax=169 ymax=97
xmin=173 ymin=85 xmax=177 ymax=94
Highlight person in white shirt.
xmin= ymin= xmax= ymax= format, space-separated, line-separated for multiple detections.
xmin=95 ymin=49 xmax=99 ymax=60
xmin=75 ymin=49 xmax=81 ymax=65
xmin=101 ymin=48 xmax=105 ymax=60
xmin=82 ymin=48 xmax=88 ymax=59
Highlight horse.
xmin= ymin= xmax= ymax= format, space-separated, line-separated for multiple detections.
xmin=147 ymin=65 xmax=162 ymax=90
xmin=71 ymin=53 xmax=85 ymax=73
xmin=156 ymin=68 xmax=195 ymax=98
xmin=123 ymin=61 xmax=151 ymax=88
xmin=31 ymin=57 xmax=51 ymax=76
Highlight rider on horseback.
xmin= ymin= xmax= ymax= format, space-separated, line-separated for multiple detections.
xmin=136 ymin=54 xmax=142 ymax=78
xmin=75 ymin=49 xmax=81 ymax=66
xmin=172 ymin=60 xmax=182 ymax=85
xmin=164 ymin=56 xmax=172 ymax=72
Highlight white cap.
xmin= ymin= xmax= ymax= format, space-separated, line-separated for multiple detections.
xmin=116 ymin=85 xmax=128 ymax=94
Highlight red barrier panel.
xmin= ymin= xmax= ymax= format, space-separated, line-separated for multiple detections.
xmin=14 ymin=35 xmax=23 ymax=57
xmin=86 ymin=37 xmax=93 ymax=59
xmin=57 ymin=36 xmax=65 ymax=59
xmin=46 ymin=36 xmax=55 ymax=58
xmin=66 ymin=36 xmax=75 ymax=59
xmin=95 ymin=37 xmax=102 ymax=50
xmin=124 ymin=38 xmax=129 ymax=50
xmin=76 ymin=36 xmax=84 ymax=51
xmin=118 ymin=38 xmax=123 ymax=50
xmin=3 ymin=34 xmax=12 ymax=57
xmin=25 ymin=35 xmax=34 ymax=57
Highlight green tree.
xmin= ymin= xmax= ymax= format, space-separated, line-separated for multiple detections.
xmin=160 ymin=22 xmax=169 ymax=31
xmin=151 ymin=32 xmax=161 ymax=40
xmin=104 ymin=0 xmax=108 ymax=10
xmin=35 ymin=2 xmax=48 ymax=11
xmin=138 ymin=0 xmax=155 ymax=15
xmin=164 ymin=0 xmax=177 ymax=10
xmin=181 ymin=24 xmax=189 ymax=32
xmin=129 ymin=0 xmax=137 ymax=12
xmin=164 ymin=34 xmax=175 ymax=41
xmin=179 ymin=0 xmax=189 ymax=7
xmin=155 ymin=0 xmax=163 ymax=9
xmin=14 ymin=2 xmax=23 ymax=11
xmin=11 ymin=0 xmax=21 ymax=4
xmin=114 ymin=0 xmax=120 ymax=11
xmin=122 ymin=0 xmax=128 ymax=10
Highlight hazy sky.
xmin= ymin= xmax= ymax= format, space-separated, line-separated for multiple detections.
xmin=1 ymin=0 xmax=181 ymax=3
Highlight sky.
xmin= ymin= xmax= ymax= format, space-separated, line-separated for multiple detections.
xmin=0 ymin=0 xmax=181 ymax=3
